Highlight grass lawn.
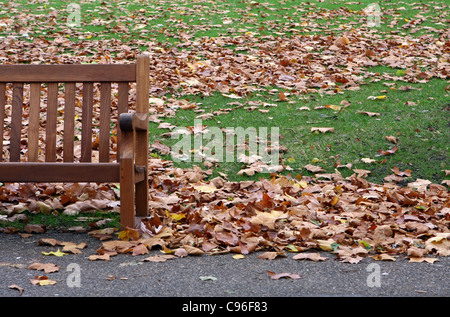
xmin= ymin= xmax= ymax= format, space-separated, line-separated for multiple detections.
xmin=0 ymin=0 xmax=448 ymax=229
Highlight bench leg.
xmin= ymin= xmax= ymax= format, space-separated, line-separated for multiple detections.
xmin=120 ymin=155 xmax=135 ymax=229
xmin=134 ymin=128 xmax=149 ymax=218
xmin=135 ymin=180 xmax=148 ymax=218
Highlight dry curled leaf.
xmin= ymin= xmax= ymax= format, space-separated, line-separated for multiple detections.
xmin=27 ymin=263 xmax=59 ymax=274
xmin=266 ymin=271 xmax=301 ymax=280
xmin=378 ymin=145 xmax=398 ymax=156
xmin=311 ymin=127 xmax=335 ymax=133
xmin=292 ymin=252 xmax=328 ymax=262
xmin=8 ymin=284 xmax=24 ymax=295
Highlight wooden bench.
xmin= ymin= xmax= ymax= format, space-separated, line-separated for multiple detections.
xmin=0 ymin=55 xmax=150 ymax=229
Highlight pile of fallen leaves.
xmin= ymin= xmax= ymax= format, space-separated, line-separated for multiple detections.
xmin=1 ymin=159 xmax=448 ymax=264
xmin=96 ymin=163 xmax=448 ymax=264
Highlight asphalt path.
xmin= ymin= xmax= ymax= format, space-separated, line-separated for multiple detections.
xmin=0 ymin=231 xmax=448 ymax=303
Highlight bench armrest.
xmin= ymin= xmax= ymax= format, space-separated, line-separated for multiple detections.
xmin=119 ymin=113 xmax=148 ymax=131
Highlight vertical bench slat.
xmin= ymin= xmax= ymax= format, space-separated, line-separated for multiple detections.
xmin=81 ymin=82 xmax=93 ymax=162
xmin=99 ymin=82 xmax=111 ymax=163
xmin=0 ymin=83 xmax=5 ymax=161
xmin=116 ymin=82 xmax=129 ymax=162
xmin=63 ymin=83 xmax=76 ymax=162
xmin=10 ymin=83 xmax=23 ymax=162
xmin=28 ymin=83 xmax=41 ymax=162
xmin=45 ymin=83 xmax=58 ymax=162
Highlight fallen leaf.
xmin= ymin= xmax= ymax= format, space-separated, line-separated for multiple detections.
xmin=292 ymin=252 xmax=328 ymax=262
xmin=192 ymin=183 xmax=217 ymax=193
xmin=42 ymin=249 xmax=67 ymax=257
xmin=27 ymin=263 xmax=59 ymax=273
xmin=367 ymin=95 xmax=387 ymax=100
xmin=266 ymin=271 xmax=301 ymax=280
xmin=372 ymin=254 xmax=396 ymax=261
xmin=142 ymin=255 xmax=169 ymax=262
xmin=378 ymin=145 xmax=398 ymax=156
xmin=88 ymin=254 xmax=111 ymax=261
xmin=407 ymin=179 xmax=431 ymax=192
xmin=8 ymin=284 xmax=24 ymax=295
xmin=183 ymin=244 xmax=204 ymax=255
xmin=361 ymin=158 xmax=376 ymax=164
xmin=385 ymin=136 xmax=398 ymax=144
xmin=118 ymin=227 xmax=141 ymax=241
xmin=199 ymin=276 xmax=217 ymax=281
xmin=359 ymin=111 xmax=381 ymax=117
xmin=317 ymin=239 xmax=336 ymax=252
xmin=391 ymin=166 xmax=412 ymax=177
xmin=408 ymin=257 xmax=440 ymax=264
xmin=132 ymin=244 xmax=149 ymax=256
xmin=30 ymin=276 xmax=57 ymax=286
xmin=325 ymin=104 xmax=342 ymax=111
xmin=257 ymin=251 xmax=284 ymax=260
xmin=38 ymin=238 xmax=61 ymax=246
xmin=278 ymin=91 xmax=288 ymax=101
xmin=24 ymin=224 xmax=46 ymax=234
xmin=311 ymin=127 xmax=334 ymax=133
xmin=303 ymin=164 xmax=325 ymax=173
xmin=425 ymin=233 xmax=450 ymax=256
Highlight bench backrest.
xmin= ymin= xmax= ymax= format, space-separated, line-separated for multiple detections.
xmin=0 ymin=56 xmax=149 ymax=167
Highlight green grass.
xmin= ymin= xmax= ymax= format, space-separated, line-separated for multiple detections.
xmin=1 ymin=210 xmax=121 ymax=231
xmin=1 ymin=0 xmax=448 ymax=43
xmin=149 ymin=75 xmax=449 ymax=184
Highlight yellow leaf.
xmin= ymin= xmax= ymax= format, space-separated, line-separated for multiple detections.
xmin=192 ymin=183 xmax=217 ymax=193
xmin=293 ymin=180 xmax=308 ymax=189
xmin=367 ymin=95 xmax=387 ymax=100
xmin=232 ymin=254 xmax=245 ymax=260
xmin=325 ymin=104 xmax=342 ymax=111
xmin=330 ymin=195 xmax=339 ymax=206
xmin=317 ymin=239 xmax=335 ymax=251
xmin=168 ymin=212 xmax=186 ymax=221
xmin=30 ymin=276 xmax=57 ymax=286
xmin=161 ymin=245 xmax=175 ymax=254
xmin=286 ymin=157 xmax=296 ymax=163
xmin=118 ymin=227 xmax=140 ymax=241
xmin=38 ymin=279 xmax=57 ymax=286
xmin=42 ymin=249 xmax=67 ymax=257
xmin=361 ymin=157 xmax=376 ymax=164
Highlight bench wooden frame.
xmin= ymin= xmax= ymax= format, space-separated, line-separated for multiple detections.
xmin=0 ymin=55 xmax=150 ymax=229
